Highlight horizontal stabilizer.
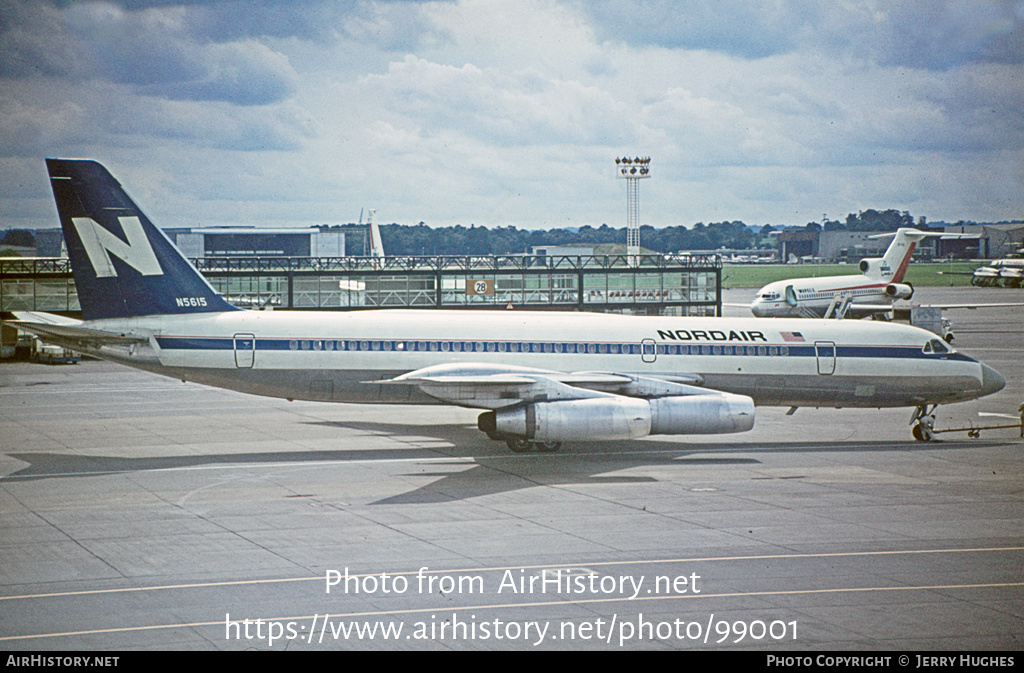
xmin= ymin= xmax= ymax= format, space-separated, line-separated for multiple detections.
xmin=7 ymin=312 xmax=148 ymax=348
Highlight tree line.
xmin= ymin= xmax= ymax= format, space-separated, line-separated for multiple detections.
xmin=337 ymin=209 xmax=972 ymax=256
xmin=0 ymin=208 xmax=996 ymax=257
xmin=365 ymin=220 xmax=764 ymax=256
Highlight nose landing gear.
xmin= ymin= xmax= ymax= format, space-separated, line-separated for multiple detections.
xmin=910 ymin=405 xmax=937 ymax=441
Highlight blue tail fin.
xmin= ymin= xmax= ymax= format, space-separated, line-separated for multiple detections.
xmin=46 ymin=159 xmax=239 ymax=320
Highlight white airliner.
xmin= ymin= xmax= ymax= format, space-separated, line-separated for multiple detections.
xmin=970 ymin=255 xmax=1023 ymax=288
xmin=6 ymin=160 xmax=1006 ymax=450
xmin=750 ymin=228 xmax=953 ymax=319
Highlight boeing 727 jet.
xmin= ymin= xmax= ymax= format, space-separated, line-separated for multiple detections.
xmin=6 ymin=160 xmax=1006 ymax=449
xmin=750 ymin=228 xmax=953 ymax=319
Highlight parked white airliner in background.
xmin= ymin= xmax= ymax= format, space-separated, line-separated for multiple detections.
xmin=750 ymin=228 xmax=953 ymax=319
xmin=6 ymin=160 xmax=1006 ymax=449
xmin=969 ymin=254 xmax=1024 ymax=288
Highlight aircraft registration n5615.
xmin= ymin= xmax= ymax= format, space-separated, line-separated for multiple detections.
xmin=7 ymin=159 xmax=1005 ymax=451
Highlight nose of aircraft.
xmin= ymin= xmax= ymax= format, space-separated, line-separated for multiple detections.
xmin=750 ymin=301 xmax=767 ymax=317
xmin=979 ymin=363 xmax=1006 ymax=398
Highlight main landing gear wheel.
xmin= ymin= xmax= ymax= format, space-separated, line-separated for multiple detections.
xmin=504 ymin=438 xmax=562 ymax=453
xmin=506 ymin=437 xmax=533 ymax=452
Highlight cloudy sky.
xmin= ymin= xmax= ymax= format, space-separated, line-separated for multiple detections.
xmin=2 ymin=0 xmax=1022 ymax=233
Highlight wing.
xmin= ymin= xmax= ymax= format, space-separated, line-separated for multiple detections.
xmin=374 ymin=363 xmax=753 ymax=442
xmin=915 ymin=302 xmax=1024 ymax=310
xmin=373 ymin=362 xmax=708 ymax=409
xmin=6 ymin=312 xmax=149 ymax=350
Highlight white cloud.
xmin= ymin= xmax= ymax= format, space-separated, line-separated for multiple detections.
xmin=0 ymin=0 xmax=1021 ymax=231
xmin=359 ymin=56 xmax=628 ymax=147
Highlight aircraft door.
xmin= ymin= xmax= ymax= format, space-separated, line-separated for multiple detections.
xmin=641 ymin=338 xmax=657 ymax=363
xmin=785 ymin=285 xmax=797 ymax=307
xmin=233 ymin=333 xmax=255 ymax=368
xmin=815 ymin=341 xmax=836 ymax=375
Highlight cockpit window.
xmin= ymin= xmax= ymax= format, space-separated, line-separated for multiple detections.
xmin=923 ymin=338 xmax=951 ymax=355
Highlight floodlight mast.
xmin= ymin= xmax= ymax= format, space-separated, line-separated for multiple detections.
xmin=615 ymin=156 xmax=651 ymax=265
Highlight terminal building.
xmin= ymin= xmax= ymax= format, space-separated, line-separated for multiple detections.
xmin=1 ymin=226 xmax=722 ymax=317
xmin=775 ymin=225 xmax=1024 ymax=263
xmin=165 ymin=227 xmax=347 ymax=258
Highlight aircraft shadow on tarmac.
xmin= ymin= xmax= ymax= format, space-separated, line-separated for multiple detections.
xmin=1 ymin=419 xmax=994 ymax=505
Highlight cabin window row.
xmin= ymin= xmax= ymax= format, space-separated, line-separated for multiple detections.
xmin=285 ymin=339 xmax=790 ymax=357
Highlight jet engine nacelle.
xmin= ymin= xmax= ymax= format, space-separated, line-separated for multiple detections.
xmin=493 ymin=394 xmax=755 ymax=442
xmin=648 ymin=393 xmax=755 ymax=435
xmin=495 ymin=397 xmax=651 ymax=441
xmin=884 ymin=283 xmax=914 ymax=300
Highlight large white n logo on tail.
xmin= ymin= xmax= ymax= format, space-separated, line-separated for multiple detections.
xmin=72 ymin=216 xmax=163 ymax=277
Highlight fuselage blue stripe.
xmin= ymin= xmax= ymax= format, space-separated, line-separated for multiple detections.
xmin=153 ymin=337 xmax=975 ymax=362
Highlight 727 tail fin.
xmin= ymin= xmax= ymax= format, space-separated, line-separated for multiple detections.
xmin=46 ymin=159 xmax=238 ymax=321
xmin=861 ymin=228 xmax=926 ymax=283
xmin=864 ymin=227 xmax=972 ymax=284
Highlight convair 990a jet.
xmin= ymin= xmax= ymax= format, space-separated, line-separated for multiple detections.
xmin=750 ymin=228 xmax=951 ymax=319
xmin=6 ymin=160 xmax=1006 ymax=449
